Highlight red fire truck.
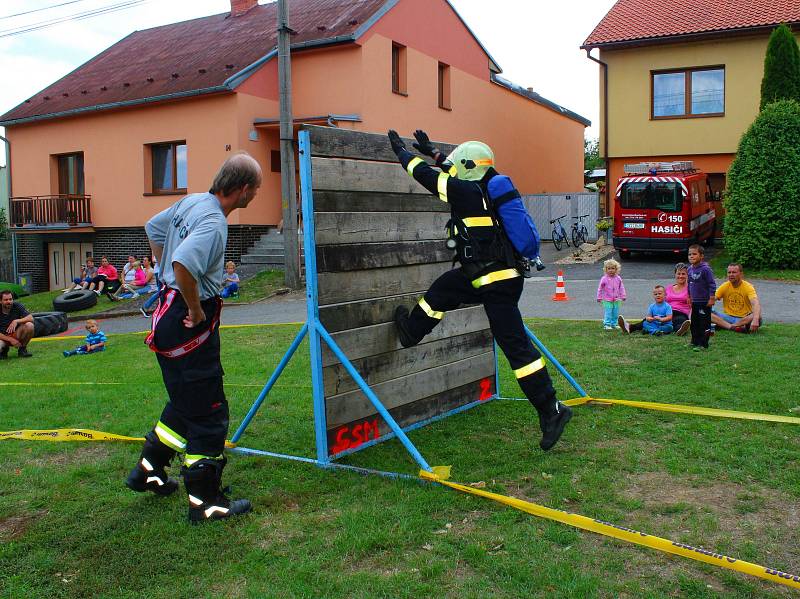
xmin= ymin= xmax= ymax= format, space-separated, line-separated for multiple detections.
xmin=612 ymin=161 xmax=717 ymax=258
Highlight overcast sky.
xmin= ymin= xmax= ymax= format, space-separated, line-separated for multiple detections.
xmin=0 ymin=0 xmax=617 ymax=166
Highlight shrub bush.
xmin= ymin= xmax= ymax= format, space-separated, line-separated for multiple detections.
xmin=760 ymin=24 xmax=800 ymax=111
xmin=725 ymin=100 xmax=800 ymax=268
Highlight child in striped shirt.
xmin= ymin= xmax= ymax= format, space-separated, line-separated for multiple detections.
xmin=63 ymin=319 xmax=107 ymax=357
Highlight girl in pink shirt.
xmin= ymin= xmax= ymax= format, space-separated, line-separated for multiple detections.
xmin=597 ymin=258 xmax=626 ymax=330
xmin=664 ymin=262 xmax=691 ymax=334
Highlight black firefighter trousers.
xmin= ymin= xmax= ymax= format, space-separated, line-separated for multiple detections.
xmin=149 ymin=290 xmax=229 ymax=461
xmin=403 ymin=267 xmax=557 ymax=412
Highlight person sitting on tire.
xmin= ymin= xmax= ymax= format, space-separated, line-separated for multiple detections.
xmin=0 ymin=289 xmax=33 ymax=359
xmin=88 ymin=256 xmax=119 ymax=296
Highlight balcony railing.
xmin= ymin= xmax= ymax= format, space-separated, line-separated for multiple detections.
xmin=10 ymin=195 xmax=92 ymax=229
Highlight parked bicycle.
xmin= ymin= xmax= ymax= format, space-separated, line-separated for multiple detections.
xmin=550 ymin=214 xmax=570 ymax=251
xmin=571 ymin=214 xmax=590 ymax=247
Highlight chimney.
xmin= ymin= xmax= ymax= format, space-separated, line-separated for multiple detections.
xmin=230 ymin=0 xmax=258 ymax=16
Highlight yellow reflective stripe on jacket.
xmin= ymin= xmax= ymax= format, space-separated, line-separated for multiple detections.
xmin=462 ymin=216 xmax=494 ymax=228
xmin=155 ymin=421 xmax=187 ymax=452
xmin=437 ymin=172 xmax=449 ymax=202
xmin=472 ymin=268 xmax=521 ymax=289
xmin=418 ymin=298 xmax=444 ymax=320
xmin=514 ymin=358 xmax=545 ymax=379
xmin=406 ymin=157 xmax=425 ymax=177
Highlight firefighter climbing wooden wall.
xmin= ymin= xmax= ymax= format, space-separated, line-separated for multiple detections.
xmin=303 ymin=125 xmax=497 ymax=456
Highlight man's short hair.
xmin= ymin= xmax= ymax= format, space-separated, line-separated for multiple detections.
xmin=727 ymin=262 xmax=743 ymax=272
xmin=688 ymin=243 xmax=704 ymax=255
xmin=209 ymin=152 xmax=261 ymax=196
xmin=1 ymin=289 xmax=14 ymax=300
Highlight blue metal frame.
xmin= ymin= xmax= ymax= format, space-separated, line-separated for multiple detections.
xmin=231 ymin=128 xmax=588 ymax=477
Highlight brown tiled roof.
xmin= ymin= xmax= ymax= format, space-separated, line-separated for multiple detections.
xmin=583 ymin=0 xmax=800 ymax=48
xmin=1 ymin=0 xmax=390 ymax=125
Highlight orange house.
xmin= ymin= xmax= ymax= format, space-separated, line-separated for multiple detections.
xmin=1 ymin=0 xmax=589 ymax=291
xmin=582 ymin=0 xmax=800 ymax=219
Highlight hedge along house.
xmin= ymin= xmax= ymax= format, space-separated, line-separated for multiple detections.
xmin=1 ymin=0 xmax=589 ymax=293
xmin=582 ymin=0 xmax=800 ymax=221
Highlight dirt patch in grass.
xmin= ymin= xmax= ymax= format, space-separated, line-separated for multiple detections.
xmin=24 ymin=444 xmax=111 ymax=468
xmin=0 ymin=509 xmax=48 ymax=541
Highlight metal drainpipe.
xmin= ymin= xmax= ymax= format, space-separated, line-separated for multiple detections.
xmin=0 ymin=133 xmax=16 ymax=282
xmin=585 ymin=48 xmax=610 ymax=216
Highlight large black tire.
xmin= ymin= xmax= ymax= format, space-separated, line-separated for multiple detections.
xmin=33 ymin=312 xmax=68 ymax=338
xmin=53 ymin=289 xmax=97 ymax=312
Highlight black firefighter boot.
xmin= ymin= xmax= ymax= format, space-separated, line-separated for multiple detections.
xmin=394 ymin=305 xmax=422 ymax=348
xmin=125 ymin=431 xmax=180 ymax=496
xmin=182 ymin=457 xmax=252 ymax=524
xmin=520 ymin=372 xmax=573 ymax=451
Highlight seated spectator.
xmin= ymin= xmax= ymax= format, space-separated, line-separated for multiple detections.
xmin=88 ymin=256 xmax=119 ymax=295
xmin=113 ymin=260 xmax=147 ymax=300
xmin=618 ymin=265 xmax=691 ymax=336
xmin=619 ymin=285 xmax=674 ymax=336
xmin=140 ymin=256 xmax=161 ymax=317
xmin=0 ymin=289 xmax=34 ymax=358
xmin=71 ymin=257 xmax=98 ymax=290
xmin=220 ymin=261 xmax=240 ymax=299
xmin=63 ymin=319 xmax=107 ymax=357
xmin=712 ymin=263 xmax=762 ymax=333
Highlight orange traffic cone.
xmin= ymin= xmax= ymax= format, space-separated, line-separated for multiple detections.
xmin=551 ymin=270 xmax=570 ymax=301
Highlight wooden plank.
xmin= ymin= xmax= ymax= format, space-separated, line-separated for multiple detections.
xmin=313 ymin=190 xmax=448 ymax=213
xmin=319 ymin=293 xmax=423 ymax=333
xmin=314 ymin=212 xmax=449 ymax=246
xmin=312 ymin=157 xmax=430 ymax=194
xmin=316 ymin=240 xmax=452 ymax=273
xmin=321 ymin=304 xmax=489 ymax=366
xmin=317 ymin=262 xmax=449 ymax=306
xmin=326 ymin=378 xmax=496 ymax=455
xmin=324 ymin=351 xmax=496 ymax=428
xmin=323 ymin=329 xmax=494 ymax=395
xmin=304 ymin=124 xmax=456 ymax=163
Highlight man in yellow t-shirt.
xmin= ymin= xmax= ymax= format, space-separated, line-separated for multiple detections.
xmin=711 ymin=263 xmax=761 ymax=333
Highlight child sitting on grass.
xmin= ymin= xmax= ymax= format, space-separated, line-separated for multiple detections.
xmin=619 ymin=285 xmax=674 ymax=336
xmin=63 ymin=319 xmax=107 ymax=357
xmin=220 ymin=261 xmax=240 ymax=298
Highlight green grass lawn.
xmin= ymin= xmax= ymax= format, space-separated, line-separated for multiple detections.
xmin=225 ymin=269 xmax=289 ymax=304
xmin=710 ymin=250 xmax=800 ymax=282
xmin=1 ymin=320 xmax=798 ymax=598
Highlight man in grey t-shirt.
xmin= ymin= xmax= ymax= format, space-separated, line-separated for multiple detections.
xmin=126 ymin=152 xmax=262 ymax=524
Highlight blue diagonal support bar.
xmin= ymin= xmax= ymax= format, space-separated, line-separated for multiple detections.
xmin=525 ymin=326 xmax=588 ymax=397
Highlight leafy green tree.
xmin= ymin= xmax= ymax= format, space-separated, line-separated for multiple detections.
xmin=725 ymin=100 xmax=800 ymax=268
xmin=584 ymin=137 xmax=603 ymax=170
xmin=760 ymin=24 xmax=800 ymax=110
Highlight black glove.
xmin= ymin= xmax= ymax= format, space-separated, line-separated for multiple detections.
xmin=388 ymin=130 xmax=406 ymax=154
xmin=412 ymin=130 xmax=438 ymax=157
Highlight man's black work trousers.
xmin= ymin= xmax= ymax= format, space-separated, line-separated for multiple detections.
xmin=150 ymin=290 xmax=228 ymax=459
xmin=404 ymin=267 xmax=557 ymax=409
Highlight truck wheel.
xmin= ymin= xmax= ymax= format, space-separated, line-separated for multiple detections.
xmin=53 ymin=289 xmax=97 ymax=312
xmin=33 ymin=311 xmax=68 ymax=337
xmin=618 ymin=249 xmax=631 ymax=261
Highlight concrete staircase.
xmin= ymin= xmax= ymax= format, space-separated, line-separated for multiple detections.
xmin=239 ymin=229 xmax=304 ymax=278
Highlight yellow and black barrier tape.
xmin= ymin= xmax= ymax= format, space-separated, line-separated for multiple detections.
xmin=420 ymin=467 xmax=800 ymax=590
xmin=29 ymin=322 xmax=304 ymax=342
xmin=0 ymin=428 xmax=236 ymax=448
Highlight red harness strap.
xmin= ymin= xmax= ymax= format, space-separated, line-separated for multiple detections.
xmin=145 ymin=289 xmax=222 ymax=358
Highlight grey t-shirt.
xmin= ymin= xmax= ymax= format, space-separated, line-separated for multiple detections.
xmin=145 ymin=192 xmax=227 ymax=300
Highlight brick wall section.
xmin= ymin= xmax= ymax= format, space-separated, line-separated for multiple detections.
xmin=14 ymin=224 xmax=272 ymax=292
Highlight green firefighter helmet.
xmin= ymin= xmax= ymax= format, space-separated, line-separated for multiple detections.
xmin=445 ymin=140 xmax=495 ymax=181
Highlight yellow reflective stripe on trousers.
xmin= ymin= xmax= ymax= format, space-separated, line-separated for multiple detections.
xmin=184 ymin=453 xmax=223 ymax=466
xmin=514 ymin=358 xmax=545 ymax=379
xmin=418 ymin=298 xmax=444 ymax=320
xmin=437 ymin=172 xmax=449 ymax=202
xmin=155 ymin=421 xmax=187 ymax=452
xmin=462 ymin=216 xmax=494 ymax=228
xmin=406 ymin=157 xmax=424 ymax=177
xmin=472 ymin=268 xmax=520 ymax=289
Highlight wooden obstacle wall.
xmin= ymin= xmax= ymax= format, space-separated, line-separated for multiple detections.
xmin=304 ymin=126 xmax=497 ymax=456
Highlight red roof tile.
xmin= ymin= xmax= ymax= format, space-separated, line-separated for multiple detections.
xmin=1 ymin=0 xmax=389 ymax=124
xmin=583 ymin=0 xmax=800 ymax=48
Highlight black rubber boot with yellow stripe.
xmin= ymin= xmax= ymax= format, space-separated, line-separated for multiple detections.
xmin=125 ymin=432 xmax=180 ymax=496
xmin=519 ymin=369 xmax=572 ymax=451
xmin=394 ymin=305 xmax=420 ymax=348
xmin=182 ymin=457 xmax=252 ymax=524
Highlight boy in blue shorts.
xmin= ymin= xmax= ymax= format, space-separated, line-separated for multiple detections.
xmin=63 ymin=319 xmax=107 ymax=357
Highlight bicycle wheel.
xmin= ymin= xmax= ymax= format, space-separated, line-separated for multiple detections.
xmin=562 ymin=227 xmax=571 ymax=247
xmin=552 ymin=229 xmax=562 ymax=251
xmin=571 ymin=227 xmax=581 ymax=247
xmin=580 ymin=225 xmax=589 ymax=244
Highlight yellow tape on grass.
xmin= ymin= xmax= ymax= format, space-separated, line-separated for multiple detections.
xmin=420 ymin=469 xmax=800 ymax=590
xmin=0 ymin=428 xmax=236 ymax=448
